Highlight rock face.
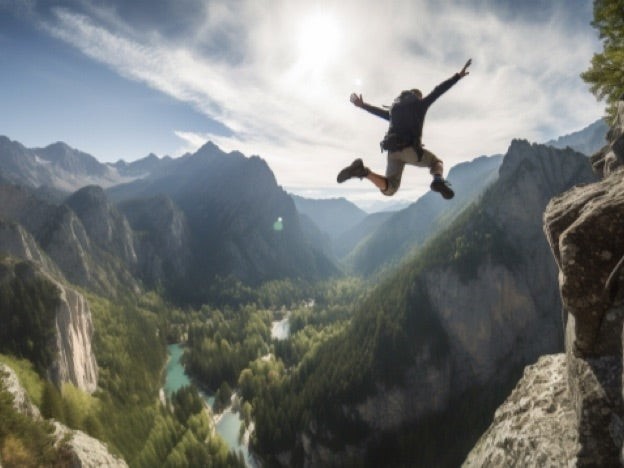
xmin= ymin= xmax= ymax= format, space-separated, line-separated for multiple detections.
xmin=65 ymin=186 xmax=138 ymax=269
xmin=0 ymin=364 xmax=41 ymax=419
xmin=0 ymin=364 xmax=126 ymax=467
xmin=118 ymin=195 xmax=192 ymax=289
xmin=464 ymin=354 xmax=579 ymax=467
xmin=53 ymin=422 xmax=128 ymax=468
xmin=46 ymin=276 xmax=99 ymax=394
xmin=0 ymin=201 xmax=99 ymax=393
xmin=466 ymin=97 xmax=624 ymax=466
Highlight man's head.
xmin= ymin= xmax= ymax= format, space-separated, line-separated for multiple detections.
xmin=410 ymin=89 xmax=422 ymax=99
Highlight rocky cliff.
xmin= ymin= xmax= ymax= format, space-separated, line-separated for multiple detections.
xmin=0 ymin=364 xmax=125 ymax=467
xmin=45 ymin=274 xmax=99 ymax=394
xmin=466 ymin=97 xmax=624 ymax=466
xmin=0 ymin=257 xmax=98 ymax=394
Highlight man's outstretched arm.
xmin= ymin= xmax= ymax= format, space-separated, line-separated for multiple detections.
xmin=350 ymin=93 xmax=390 ymax=120
xmin=423 ymin=58 xmax=471 ymax=106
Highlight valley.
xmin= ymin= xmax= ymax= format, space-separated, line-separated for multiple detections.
xmin=0 ymin=119 xmax=613 ymax=467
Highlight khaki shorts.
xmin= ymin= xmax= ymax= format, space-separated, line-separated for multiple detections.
xmin=383 ymin=146 xmax=442 ymax=196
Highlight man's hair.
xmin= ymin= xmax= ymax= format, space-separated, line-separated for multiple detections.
xmin=411 ymin=89 xmax=422 ymax=99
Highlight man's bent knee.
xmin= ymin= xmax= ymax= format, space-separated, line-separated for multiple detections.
xmin=382 ymin=179 xmax=399 ymax=196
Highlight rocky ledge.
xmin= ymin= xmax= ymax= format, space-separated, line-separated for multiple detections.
xmin=464 ymin=354 xmax=578 ymax=467
xmin=465 ymin=97 xmax=624 ymax=465
xmin=0 ymin=364 xmax=126 ymax=467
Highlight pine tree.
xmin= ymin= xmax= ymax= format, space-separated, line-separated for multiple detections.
xmin=581 ymin=0 xmax=624 ymax=120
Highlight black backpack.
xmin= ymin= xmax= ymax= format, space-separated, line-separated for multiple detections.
xmin=380 ymin=90 xmax=420 ymax=154
xmin=390 ymin=90 xmax=420 ymax=135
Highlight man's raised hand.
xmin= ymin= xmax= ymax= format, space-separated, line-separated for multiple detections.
xmin=350 ymin=93 xmax=364 ymax=107
xmin=459 ymin=59 xmax=471 ymax=78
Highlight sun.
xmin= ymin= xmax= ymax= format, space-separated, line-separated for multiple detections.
xmin=297 ymin=10 xmax=342 ymax=70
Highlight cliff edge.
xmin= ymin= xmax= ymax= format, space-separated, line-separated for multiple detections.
xmin=466 ymin=98 xmax=624 ymax=466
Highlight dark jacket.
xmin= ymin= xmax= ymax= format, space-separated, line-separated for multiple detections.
xmin=360 ymin=73 xmax=461 ymax=151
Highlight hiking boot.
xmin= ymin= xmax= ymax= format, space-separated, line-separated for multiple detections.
xmin=430 ymin=178 xmax=455 ymax=199
xmin=337 ymin=159 xmax=370 ymax=183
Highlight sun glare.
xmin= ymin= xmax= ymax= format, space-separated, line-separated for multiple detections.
xmin=297 ymin=11 xmax=341 ymax=70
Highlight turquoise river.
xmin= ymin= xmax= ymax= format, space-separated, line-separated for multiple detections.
xmin=164 ymin=343 xmax=255 ymax=466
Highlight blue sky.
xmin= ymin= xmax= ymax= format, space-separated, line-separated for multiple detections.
xmin=0 ymin=0 xmax=604 ymax=203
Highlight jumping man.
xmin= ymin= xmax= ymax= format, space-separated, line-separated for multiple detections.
xmin=337 ymin=59 xmax=472 ymax=199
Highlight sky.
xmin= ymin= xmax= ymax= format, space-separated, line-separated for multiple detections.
xmin=0 ymin=0 xmax=605 ymax=205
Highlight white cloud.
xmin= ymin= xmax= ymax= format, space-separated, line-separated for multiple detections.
xmin=41 ymin=0 xmax=603 ymax=201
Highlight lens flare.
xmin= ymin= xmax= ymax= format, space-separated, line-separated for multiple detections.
xmin=273 ymin=216 xmax=284 ymax=231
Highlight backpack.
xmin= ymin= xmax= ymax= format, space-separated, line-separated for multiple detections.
xmin=390 ymin=90 xmax=420 ymax=131
xmin=380 ymin=90 xmax=420 ymax=154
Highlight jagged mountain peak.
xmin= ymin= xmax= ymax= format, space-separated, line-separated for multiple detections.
xmin=498 ymin=139 xmax=587 ymax=184
xmin=36 ymin=141 xmax=107 ymax=177
xmin=0 ymin=134 xmax=25 ymax=148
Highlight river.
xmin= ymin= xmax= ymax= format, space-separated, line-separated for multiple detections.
xmin=164 ymin=344 xmax=253 ymax=466
xmin=164 ymin=317 xmax=291 ymax=467
xmin=271 ymin=314 xmax=290 ymax=340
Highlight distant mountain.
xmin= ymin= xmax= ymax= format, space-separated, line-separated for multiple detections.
xmin=545 ymin=118 xmax=608 ymax=155
xmin=291 ymin=196 xmax=367 ymax=240
xmin=345 ymin=154 xmax=503 ymax=275
xmin=252 ymin=140 xmax=597 ymax=467
xmin=333 ymin=211 xmax=394 ymax=258
xmin=112 ymin=153 xmax=173 ymax=177
xmin=0 ymin=136 xmax=134 ymax=192
xmin=291 ymin=195 xmax=367 ymax=256
xmin=108 ymin=142 xmax=337 ymax=302
xmin=35 ymin=142 xmax=108 ymax=177
xmin=0 ymin=136 xmax=337 ymax=304
xmin=355 ymin=198 xmax=412 ymax=213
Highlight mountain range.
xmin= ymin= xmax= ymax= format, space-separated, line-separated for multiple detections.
xmin=0 ymin=116 xmax=610 ymax=466
xmin=0 ymin=137 xmax=337 ymax=306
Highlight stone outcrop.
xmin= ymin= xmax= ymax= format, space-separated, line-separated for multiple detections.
xmin=53 ymin=422 xmax=128 ymax=468
xmin=464 ymin=354 xmax=579 ymax=466
xmin=544 ymin=164 xmax=624 ymax=356
xmin=0 ymin=364 xmax=126 ymax=467
xmin=466 ymin=97 xmax=624 ymax=465
xmin=0 ymin=364 xmax=41 ymax=419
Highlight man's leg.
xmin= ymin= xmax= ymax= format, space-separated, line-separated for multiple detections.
xmin=337 ymin=158 xmax=390 ymax=192
xmin=421 ymin=149 xmax=454 ymax=199
xmin=336 ymin=152 xmax=407 ymax=197
xmin=367 ymin=171 xmax=388 ymax=192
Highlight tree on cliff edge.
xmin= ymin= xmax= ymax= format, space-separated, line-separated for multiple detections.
xmin=581 ymin=0 xmax=624 ymax=120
